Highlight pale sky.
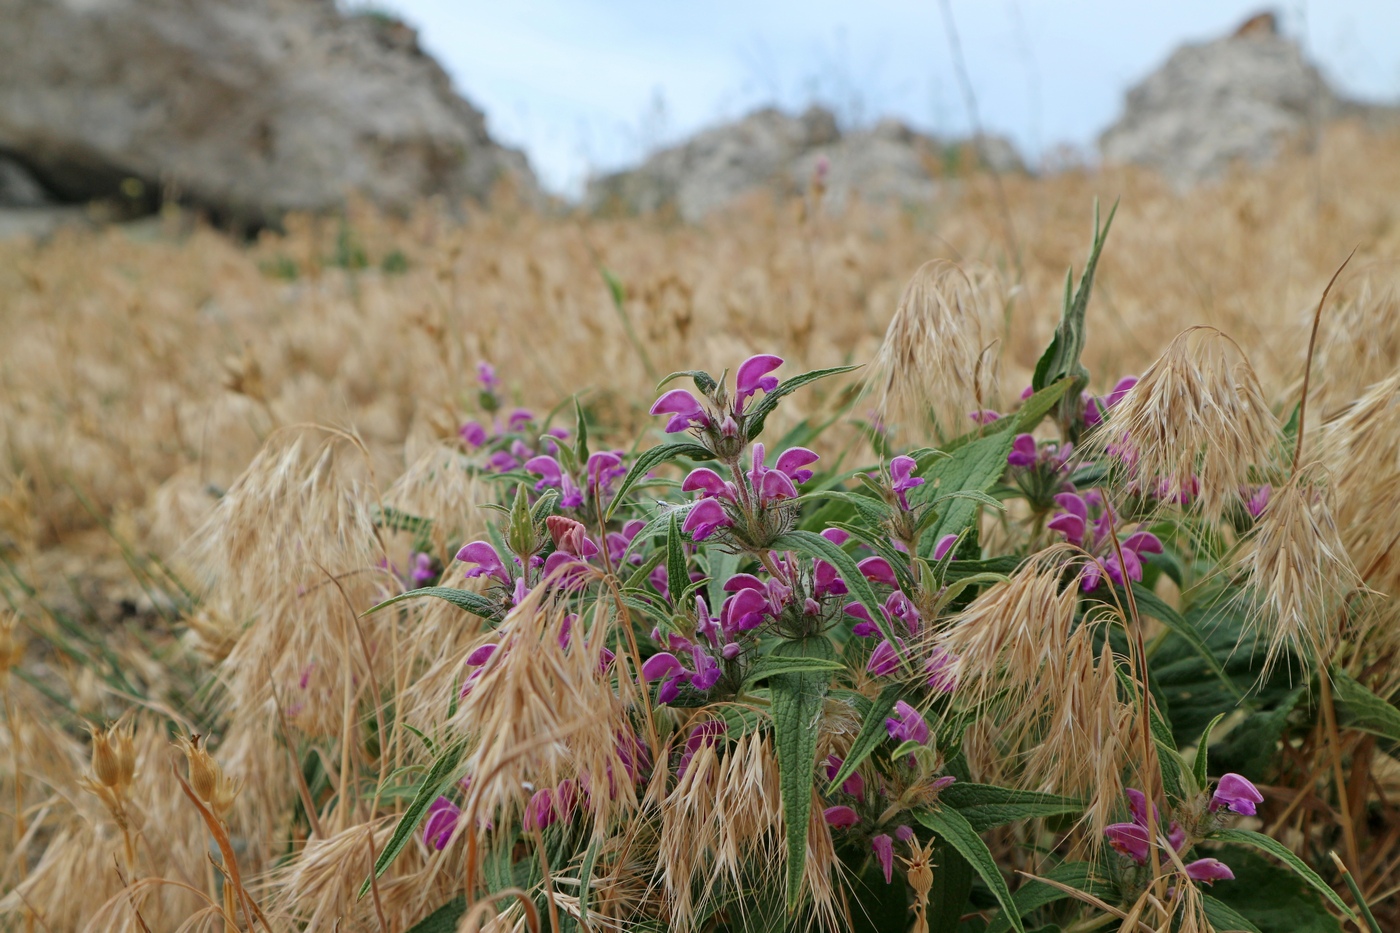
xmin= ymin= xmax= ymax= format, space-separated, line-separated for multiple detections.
xmin=375 ymin=1 xmax=1400 ymax=196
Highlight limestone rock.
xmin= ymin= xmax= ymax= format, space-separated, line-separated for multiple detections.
xmin=1099 ymin=12 xmax=1343 ymax=186
xmin=586 ymin=105 xmax=1021 ymax=221
xmin=0 ymin=0 xmax=538 ymax=224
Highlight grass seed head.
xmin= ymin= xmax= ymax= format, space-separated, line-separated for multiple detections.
xmin=1097 ymin=326 xmax=1279 ymax=522
xmin=869 ymin=260 xmax=1003 ymax=440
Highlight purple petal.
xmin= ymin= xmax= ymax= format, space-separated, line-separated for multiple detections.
xmin=775 ymin=447 xmax=820 ymax=484
xmin=857 ymin=556 xmax=899 ymax=586
xmin=1105 ymin=376 xmax=1138 ymax=408
xmin=871 ymin=834 xmax=895 ymax=883
xmin=735 ymin=354 xmax=783 ymax=406
xmin=1007 ymin=433 xmax=1038 ymax=467
xmin=1104 ymin=822 xmax=1149 ymax=864
xmin=682 ymin=468 xmax=734 ymax=499
xmin=932 ymin=533 xmax=959 ymax=561
xmin=820 ymin=527 xmax=851 ymax=546
xmin=1053 ymin=492 xmax=1089 ymax=522
xmin=641 ymin=652 xmax=684 ymax=682
xmin=866 ymin=640 xmax=901 ymax=677
xmin=1210 ymin=773 xmax=1264 ymax=816
xmin=1184 ymin=858 xmax=1235 ymax=884
xmin=1046 ymin=513 xmax=1086 ymax=547
xmin=822 ymin=805 xmax=860 ymax=828
xmin=465 ymin=643 xmax=498 ymax=667
xmin=456 ymin=541 xmax=512 ymax=585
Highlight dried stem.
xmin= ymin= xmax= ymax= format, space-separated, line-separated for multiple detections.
xmin=1293 ymin=248 xmax=1356 ymax=474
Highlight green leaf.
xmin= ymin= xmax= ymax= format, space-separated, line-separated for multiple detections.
xmin=1330 ymin=668 xmax=1400 ymax=743
xmin=1122 ymin=583 xmax=1241 ymax=699
xmin=1202 ymin=895 xmax=1265 ymax=933
xmin=939 ymin=379 xmax=1073 ymax=453
xmin=916 ymin=805 xmax=1025 ymax=933
xmin=908 ymin=431 xmax=1017 ymax=555
xmin=578 ymin=834 xmax=601 ymax=924
xmin=769 ymin=636 xmax=836 ymax=912
xmin=360 ymin=739 xmax=467 ymax=897
xmin=1193 ymin=712 xmax=1228 ymax=795
xmin=406 ymin=897 xmax=467 ymax=933
xmin=666 ymin=514 xmax=690 ymax=604
xmin=744 ymin=364 xmax=861 ymax=440
xmin=825 ymin=684 xmax=902 ymax=794
xmin=741 ymin=655 xmax=845 ymax=691
xmin=507 ymin=481 xmax=534 ymax=557
xmin=1206 ymin=829 xmax=1357 ymax=922
xmin=927 ymin=840 xmax=974 ymax=933
xmin=607 ymin=442 xmax=716 ymax=519
xmin=1206 ymin=847 xmax=1341 ymax=933
xmin=573 ymin=397 xmax=590 ymax=466
xmin=705 ymin=548 xmax=741 ymax=613
xmin=1031 ymin=199 xmax=1117 ymax=393
xmin=938 ymin=783 xmax=1084 ymax=832
xmin=985 ymin=862 xmax=1114 ymax=933
xmin=363 ymin=586 xmax=498 ymax=621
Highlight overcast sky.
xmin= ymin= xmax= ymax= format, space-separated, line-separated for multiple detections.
xmin=378 ymin=1 xmax=1400 ymax=196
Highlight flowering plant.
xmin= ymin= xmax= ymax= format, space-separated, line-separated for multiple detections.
xmin=358 ymin=207 xmax=1372 ymax=933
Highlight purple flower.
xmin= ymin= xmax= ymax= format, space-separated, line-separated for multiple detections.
xmin=871 ymin=833 xmax=895 ymax=883
xmin=586 ymin=450 xmax=626 ymax=500
xmin=1246 ymin=484 xmax=1271 ymax=519
xmin=422 ymin=796 xmax=460 ymax=850
xmin=651 ymin=389 xmax=710 ymax=433
xmin=886 ymin=700 xmax=929 ymax=745
xmin=459 ymin=421 xmax=488 ymax=447
xmin=457 ymin=541 xmax=511 ymax=586
xmin=969 ymin=410 xmax=1001 ymax=425
xmin=895 ymin=825 xmax=915 ymax=842
xmin=683 ymin=498 xmax=733 ymax=541
xmin=824 ymin=755 xmax=865 ymax=799
xmin=924 ymin=647 xmax=958 ymax=693
xmin=1104 ymin=821 xmax=1150 ymax=863
xmin=410 ymin=552 xmax=436 ymax=587
xmin=1210 ymin=773 xmax=1263 ymax=816
xmin=822 ymin=805 xmax=861 ymax=828
xmin=775 ymin=447 xmax=819 ymax=484
xmin=889 ymin=456 xmax=924 ymax=510
xmin=857 ymin=556 xmax=899 ymax=586
xmin=932 ymin=533 xmax=959 ymax=561
xmin=606 ymin=519 xmax=646 ymax=565
xmin=746 ymin=443 xmax=800 ymax=505
xmin=678 ymin=720 xmax=726 ymax=777
xmin=524 ymin=455 xmax=584 ymax=508
xmin=1184 ymin=858 xmax=1235 ymax=884
xmin=524 ymin=788 xmax=557 ymax=831
xmin=466 ymin=643 xmax=498 ymax=666
xmin=1008 ymin=433 xmax=1038 ymax=467
xmin=486 ymin=450 xmax=520 ymax=472
xmin=867 ymin=639 xmax=902 ymax=677
xmin=1105 ymin=375 xmax=1138 ymax=408
xmin=477 ymin=362 xmax=501 ymax=392
xmin=735 ymin=354 xmax=783 ymax=411
xmin=682 ymin=467 xmax=736 ymax=500
xmin=507 ymin=408 xmax=534 ymax=432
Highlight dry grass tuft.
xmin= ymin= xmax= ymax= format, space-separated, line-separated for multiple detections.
xmin=1095 ymin=326 xmax=1279 ymax=521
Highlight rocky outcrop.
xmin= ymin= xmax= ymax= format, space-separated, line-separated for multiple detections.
xmin=585 ymin=105 xmax=1022 ymax=221
xmin=1099 ymin=12 xmax=1345 ymax=186
xmin=0 ymin=0 xmax=537 ymax=225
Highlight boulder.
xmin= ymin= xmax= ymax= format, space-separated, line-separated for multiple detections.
xmin=585 ymin=105 xmax=1022 ymax=221
xmin=1099 ymin=12 xmax=1344 ymax=186
xmin=0 ymin=154 xmax=51 ymax=207
xmin=0 ymin=0 xmax=538 ymax=224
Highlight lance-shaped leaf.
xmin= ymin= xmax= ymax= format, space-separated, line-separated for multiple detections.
xmin=770 ymin=636 xmax=836 ymax=912
xmin=1330 ymin=668 xmax=1400 ymax=744
xmin=363 ymin=586 xmax=499 ymax=622
xmin=607 ymin=442 xmax=716 ymax=519
xmin=744 ymin=364 xmax=861 ymax=440
xmin=1192 ymin=712 xmax=1228 ymax=797
xmin=938 ymin=782 xmax=1085 ymax=832
xmin=916 ymin=806 xmax=1025 ymax=933
xmin=825 ymin=684 xmax=902 ymax=794
xmin=360 ymin=739 xmax=467 ymax=897
xmin=665 ymin=513 xmax=690 ymax=605
xmin=1031 ymin=199 xmax=1118 ymax=393
xmin=1206 ymin=829 xmax=1357 ymax=922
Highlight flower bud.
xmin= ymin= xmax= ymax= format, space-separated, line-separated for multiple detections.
xmin=177 ymin=734 xmax=219 ymax=803
xmin=0 ymin=612 xmax=19 ymax=678
xmin=90 ymin=724 xmax=122 ymax=788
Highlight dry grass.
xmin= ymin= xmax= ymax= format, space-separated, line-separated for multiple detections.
xmin=1 ymin=119 xmax=1400 ymax=929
